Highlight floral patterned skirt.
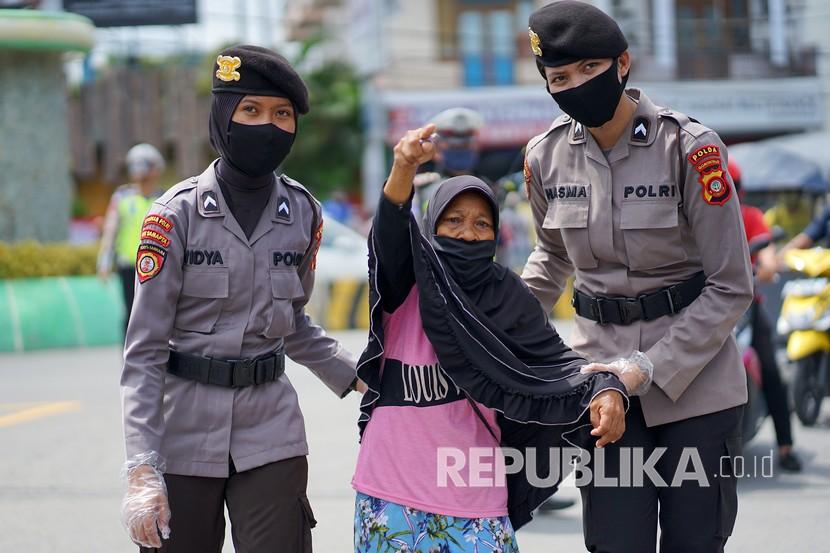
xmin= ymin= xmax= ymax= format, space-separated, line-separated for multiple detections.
xmin=354 ymin=492 xmax=520 ymax=553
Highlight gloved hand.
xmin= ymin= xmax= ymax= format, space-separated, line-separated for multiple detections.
xmin=581 ymin=351 xmax=654 ymax=396
xmin=120 ymin=453 xmax=171 ymax=549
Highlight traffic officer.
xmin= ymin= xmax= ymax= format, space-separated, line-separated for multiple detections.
xmin=412 ymin=107 xmax=485 ymax=224
xmin=119 ymin=45 xmax=362 ymax=553
xmin=97 ymin=143 xmax=166 ymax=335
xmin=522 ymin=3 xmax=753 ymax=552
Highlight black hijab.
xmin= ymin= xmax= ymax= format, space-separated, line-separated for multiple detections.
xmin=356 ymin=176 xmax=627 ymax=529
xmin=209 ymin=92 xmax=274 ymax=238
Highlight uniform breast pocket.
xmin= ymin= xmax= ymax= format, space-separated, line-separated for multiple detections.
xmin=264 ymin=270 xmax=306 ymax=339
xmin=173 ymin=270 xmax=229 ymax=333
xmin=620 ymin=201 xmax=688 ymax=271
xmin=542 ymin=200 xmax=598 ymax=269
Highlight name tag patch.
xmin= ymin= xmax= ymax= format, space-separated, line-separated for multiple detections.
xmin=545 ymin=185 xmax=588 ymax=201
xmin=273 ymin=251 xmax=305 ymax=267
xmin=624 ymin=185 xmax=677 ymax=199
xmin=184 ymin=249 xmax=225 ymax=266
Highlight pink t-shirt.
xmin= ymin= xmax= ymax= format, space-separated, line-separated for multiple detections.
xmin=352 ymin=287 xmax=508 ymax=518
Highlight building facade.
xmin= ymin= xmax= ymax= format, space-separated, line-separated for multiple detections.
xmin=285 ymin=0 xmax=825 ymax=204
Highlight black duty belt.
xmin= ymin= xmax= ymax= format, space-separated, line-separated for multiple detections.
xmin=168 ymin=348 xmax=285 ymax=388
xmin=573 ymin=272 xmax=706 ymax=326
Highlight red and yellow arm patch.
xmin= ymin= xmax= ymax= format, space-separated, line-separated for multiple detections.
xmin=523 ymin=157 xmax=533 ymax=201
xmin=141 ymin=214 xmax=174 ymax=233
xmin=136 ymin=243 xmax=167 ymax=283
xmin=310 ymin=220 xmax=324 ymax=271
xmin=140 ymin=228 xmax=171 ymax=248
xmin=687 ymin=144 xmax=731 ymax=206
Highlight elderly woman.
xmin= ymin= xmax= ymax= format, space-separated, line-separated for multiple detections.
xmin=351 ymin=125 xmax=649 ymax=552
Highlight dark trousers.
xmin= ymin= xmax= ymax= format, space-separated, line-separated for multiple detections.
xmin=139 ymin=456 xmax=316 ymax=553
xmin=580 ymin=399 xmax=743 ymax=553
xmin=118 ymin=265 xmax=136 ymax=335
xmin=751 ymin=303 xmax=794 ymax=447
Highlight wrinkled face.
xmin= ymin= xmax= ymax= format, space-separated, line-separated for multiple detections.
xmin=232 ymin=95 xmax=296 ymax=133
xmin=435 ymin=191 xmax=495 ymax=241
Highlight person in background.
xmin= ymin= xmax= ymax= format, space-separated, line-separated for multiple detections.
xmin=764 ymin=191 xmax=814 ymax=242
xmin=322 ymin=189 xmax=353 ymax=224
xmin=498 ymin=191 xmax=534 ymax=273
xmin=779 ymin=192 xmax=830 ymax=256
xmin=730 ymin=160 xmax=802 ymax=472
xmin=97 ymin=143 xmax=166 ymax=335
xmin=412 ymin=107 xmax=485 ymax=224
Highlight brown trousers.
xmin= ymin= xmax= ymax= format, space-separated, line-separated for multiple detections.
xmin=140 ymin=456 xmax=316 ymax=553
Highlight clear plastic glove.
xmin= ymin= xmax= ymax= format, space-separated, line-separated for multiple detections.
xmin=581 ymin=351 xmax=654 ymax=396
xmin=120 ymin=452 xmax=171 ymax=549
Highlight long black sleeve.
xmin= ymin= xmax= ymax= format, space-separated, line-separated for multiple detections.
xmin=373 ymin=193 xmax=416 ymax=312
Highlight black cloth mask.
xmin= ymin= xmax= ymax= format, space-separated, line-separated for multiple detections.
xmin=433 ymin=236 xmax=497 ymax=289
xmin=549 ymin=60 xmax=629 ymax=128
xmin=209 ymin=92 xmax=296 ymax=179
xmin=226 ymin=121 xmax=295 ymax=178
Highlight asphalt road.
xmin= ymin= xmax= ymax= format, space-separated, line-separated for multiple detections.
xmin=1 ymin=328 xmax=828 ymax=552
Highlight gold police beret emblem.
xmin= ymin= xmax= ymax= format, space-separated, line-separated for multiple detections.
xmin=215 ymin=55 xmax=242 ymax=82
xmin=529 ymin=28 xmax=542 ymax=57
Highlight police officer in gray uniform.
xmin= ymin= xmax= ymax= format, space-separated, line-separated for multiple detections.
xmin=522 ymin=3 xmax=753 ymax=552
xmin=119 ymin=45 xmax=361 ymax=553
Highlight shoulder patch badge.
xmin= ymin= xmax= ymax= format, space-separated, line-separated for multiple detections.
xmin=141 ymin=214 xmax=174 ymax=233
xmin=140 ymin=228 xmax=171 ymax=248
xmin=311 ymin=220 xmax=324 ymax=271
xmin=687 ymin=144 xmax=731 ymax=206
xmin=136 ymin=244 xmax=167 ymax=284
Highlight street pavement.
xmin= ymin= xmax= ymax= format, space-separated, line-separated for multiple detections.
xmin=1 ymin=327 xmax=828 ymax=552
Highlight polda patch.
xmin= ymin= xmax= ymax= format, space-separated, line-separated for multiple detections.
xmin=687 ymin=144 xmax=731 ymax=206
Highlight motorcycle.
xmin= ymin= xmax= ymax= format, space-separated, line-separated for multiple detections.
xmin=777 ymin=247 xmax=830 ymax=426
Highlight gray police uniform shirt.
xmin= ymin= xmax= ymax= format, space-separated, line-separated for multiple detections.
xmin=522 ymin=89 xmax=753 ymax=427
xmin=121 ymin=161 xmax=357 ymax=477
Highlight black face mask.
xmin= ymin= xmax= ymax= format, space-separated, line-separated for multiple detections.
xmin=226 ymin=121 xmax=295 ymax=178
xmin=434 ymin=236 xmax=497 ymax=289
xmin=549 ymin=61 xmax=629 ymax=128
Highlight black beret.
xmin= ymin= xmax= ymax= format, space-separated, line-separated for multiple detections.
xmin=528 ymin=1 xmax=628 ymax=68
xmin=212 ymin=44 xmax=309 ymax=114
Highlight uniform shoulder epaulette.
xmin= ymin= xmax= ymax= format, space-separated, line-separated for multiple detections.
xmin=527 ymin=114 xmax=571 ymax=153
xmin=657 ymin=109 xmax=709 ymax=140
xmin=156 ymin=176 xmax=199 ymax=206
xmin=280 ymin=174 xmax=322 ymax=213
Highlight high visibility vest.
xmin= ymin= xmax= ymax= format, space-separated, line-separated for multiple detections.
xmin=115 ymin=192 xmax=157 ymax=265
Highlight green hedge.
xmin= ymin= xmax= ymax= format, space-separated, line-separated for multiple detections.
xmin=0 ymin=241 xmax=98 ymax=279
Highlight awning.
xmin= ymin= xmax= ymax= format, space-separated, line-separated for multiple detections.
xmin=728 ymin=142 xmax=827 ymax=193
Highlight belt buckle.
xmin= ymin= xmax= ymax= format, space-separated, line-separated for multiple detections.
xmin=663 ymin=288 xmax=677 ymax=314
xmin=620 ymin=298 xmax=640 ymax=325
xmin=232 ymin=359 xmax=256 ymax=387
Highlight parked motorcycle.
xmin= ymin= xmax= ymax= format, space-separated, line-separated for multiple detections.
xmin=777 ymin=248 xmax=830 ymax=426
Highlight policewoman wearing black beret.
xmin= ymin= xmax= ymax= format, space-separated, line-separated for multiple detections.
xmin=521 ymin=3 xmax=753 ymax=553
xmin=119 ymin=45 xmax=362 ymax=552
